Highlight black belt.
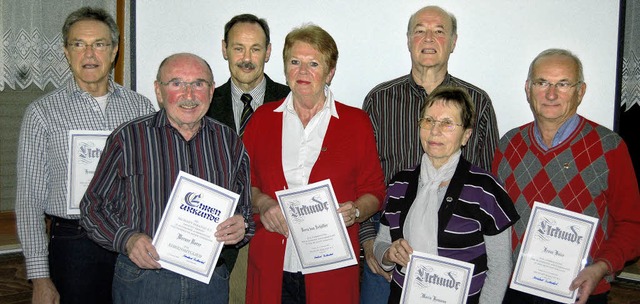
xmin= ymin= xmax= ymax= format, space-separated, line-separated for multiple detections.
xmin=48 ymin=215 xmax=227 ymax=266
xmin=48 ymin=215 xmax=82 ymax=227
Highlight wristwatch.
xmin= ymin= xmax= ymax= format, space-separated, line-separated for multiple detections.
xmin=354 ymin=206 xmax=360 ymax=219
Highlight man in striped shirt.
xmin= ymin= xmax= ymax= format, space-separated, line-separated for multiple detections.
xmin=80 ymin=53 xmax=254 ymax=303
xmin=359 ymin=6 xmax=499 ymax=304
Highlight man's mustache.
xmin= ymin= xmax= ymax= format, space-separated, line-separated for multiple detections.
xmin=236 ymin=61 xmax=256 ymax=69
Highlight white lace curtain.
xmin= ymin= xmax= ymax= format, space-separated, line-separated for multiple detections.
xmin=622 ymin=0 xmax=640 ymax=111
xmin=620 ymin=0 xmax=640 ymax=187
xmin=0 ymin=0 xmax=114 ymax=91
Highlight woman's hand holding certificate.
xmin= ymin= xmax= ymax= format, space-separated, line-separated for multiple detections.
xmin=336 ymin=201 xmax=358 ymax=227
xmin=276 ymin=179 xmax=358 ymax=274
xmin=255 ymin=190 xmax=289 ymax=237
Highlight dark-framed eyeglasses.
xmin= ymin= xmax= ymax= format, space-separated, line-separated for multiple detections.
xmin=158 ymin=80 xmax=212 ymax=91
xmin=66 ymin=41 xmax=112 ymax=52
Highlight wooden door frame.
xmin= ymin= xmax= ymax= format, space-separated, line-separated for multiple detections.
xmin=114 ymin=0 xmax=125 ymax=85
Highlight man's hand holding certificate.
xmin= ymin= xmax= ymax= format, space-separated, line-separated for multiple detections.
xmin=511 ymin=202 xmax=599 ymax=303
xmin=152 ymin=171 xmax=239 ymax=284
xmin=275 ymin=179 xmax=358 ymax=274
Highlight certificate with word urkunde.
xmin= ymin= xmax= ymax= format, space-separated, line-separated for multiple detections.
xmin=152 ymin=171 xmax=239 ymax=284
xmin=511 ymin=201 xmax=598 ymax=303
xmin=400 ymin=251 xmax=474 ymax=304
xmin=66 ymin=130 xmax=111 ymax=215
xmin=275 ymin=179 xmax=358 ymax=274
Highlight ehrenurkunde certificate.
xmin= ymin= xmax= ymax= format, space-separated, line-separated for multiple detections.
xmin=511 ymin=202 xmax=598 ymax=303
xmin=152 ymin=171 xmax=239 ymax=284
xmin=400 ymin=251 xmax=474 ymax=304
xmin=66 ymin=130 xmax=110 ymax=215
xmin=275 ymin=179 xmax=358 ymax=274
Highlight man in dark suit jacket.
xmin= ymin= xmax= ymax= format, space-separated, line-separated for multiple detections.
xmin=205 ymin=13 xmax=289 ymax=304
xmin=206 ymin=14 xmax=289 ymax=134
xmin=209 ymin=74 xmax=289 ymax=132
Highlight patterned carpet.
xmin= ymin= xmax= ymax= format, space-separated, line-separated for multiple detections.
xmin=612 ymin=279 xmax=640 ymax=304
xmin=0 ymin=253 xmax=30 ymax=304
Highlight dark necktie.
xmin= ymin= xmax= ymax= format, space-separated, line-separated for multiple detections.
xmin=239 ymin=93 xmax=253 ymax=137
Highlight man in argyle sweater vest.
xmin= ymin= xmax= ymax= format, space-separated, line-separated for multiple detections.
xmin=493 ymin=49 xmax=640 ymax=304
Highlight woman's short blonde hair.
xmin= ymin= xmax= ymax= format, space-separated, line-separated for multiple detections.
xmin=283 ymin=24 xmax=338 ymax=71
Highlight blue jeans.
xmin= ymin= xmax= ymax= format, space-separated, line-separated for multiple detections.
xmin=48 ymin=216 xmax=117 ymax=304
xmin=360 ymin=260 xmax=390 ymax=304
xmin=360 ymin=212 xmax=390 ymax=304
xmin=112 ymin=254 xmax=230 ymax=304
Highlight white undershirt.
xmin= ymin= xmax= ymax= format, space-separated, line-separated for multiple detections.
xmin=94 ymin=94 xmax=109 ymax=114
xmin=277 ymin=86 xmax=338 ymax=272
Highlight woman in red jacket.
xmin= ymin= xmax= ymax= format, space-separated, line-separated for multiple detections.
xmin=243 ymin=24 xmax=386 ymax=304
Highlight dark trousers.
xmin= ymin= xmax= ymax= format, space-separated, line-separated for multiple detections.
xmin=502 ymin=287 xmax=609 ymax=304
xmin=48 ymin=216 xmax=117 ymax=304
xmin=282 ymin=271 xmax=306 ymax=304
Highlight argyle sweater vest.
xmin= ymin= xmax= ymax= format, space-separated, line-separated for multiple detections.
xmin=493 ymin=116 xmax=640 ymax=294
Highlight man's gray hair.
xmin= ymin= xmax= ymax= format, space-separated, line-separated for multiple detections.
xmin=62 ymin=7 xmax=119 ymax=46
xmin=527 ymin=48 xmax=584 ymax=82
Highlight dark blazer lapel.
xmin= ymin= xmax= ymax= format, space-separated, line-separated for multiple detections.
xmin=207 ymin=79 xmax=237 ymax=132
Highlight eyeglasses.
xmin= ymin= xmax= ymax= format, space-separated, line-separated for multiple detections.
xmin=531 ymin=80 xmax=582 ymax=93
xmin=67 ymin=41 xmax=112 ymax=52
xmin=158 ymin=80 xmax=211 ymax=91
xmin=419 ymin=117 xmax=463 ymax=132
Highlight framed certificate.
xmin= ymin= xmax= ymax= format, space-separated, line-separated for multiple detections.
xmin=510 ymin=202 xmax=599 ymax=303
xmin=66 ymin=130 xmax=111 ymax=215
xmin=152 ymin=171 xmax=239 ymax=284
xmin=400 ymin=251 xmax=474 ymax=304
xmin=275 ymin=179 xmax=358 ymax=274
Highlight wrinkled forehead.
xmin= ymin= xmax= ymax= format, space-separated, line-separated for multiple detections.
xmin=531 ymin=55 xmax=580 ymax=80
xmin=67 ymin=20 xmax=112 ymax=41
xmin=410 ymin=7 xmax=452 ymax=30
xmin=161 ymin=56 xmax=213 ymax=82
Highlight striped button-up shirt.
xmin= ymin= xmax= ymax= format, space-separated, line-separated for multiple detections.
xmin=80 ymin=109 xmax=254 ymax=259
xmin=16 ymin=78 xmax=155 ymax=279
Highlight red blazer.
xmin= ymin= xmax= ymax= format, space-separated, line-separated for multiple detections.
xmin=243 ymin=99 xmax=385 ymax=304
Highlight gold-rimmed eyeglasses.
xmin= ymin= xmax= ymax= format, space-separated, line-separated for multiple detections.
xmin=419 ymin=117 xmax=463 ymax=132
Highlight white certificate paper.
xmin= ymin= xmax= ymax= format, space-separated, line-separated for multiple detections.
xmin=275 ymin=179 xmax=357 ymax=274
xmin=511 ymin=202 xmax=599 ymax=303
xmin=152 ymin=171 xmax=239 ymax=284
xmin=66 ymin=130 xmax=111 ymax=215
xmin=400 ymin=251 xmax=474 ymax=304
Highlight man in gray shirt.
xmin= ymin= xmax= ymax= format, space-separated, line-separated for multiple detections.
xmin=16 ymin=7 xmax=154 ymax=304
